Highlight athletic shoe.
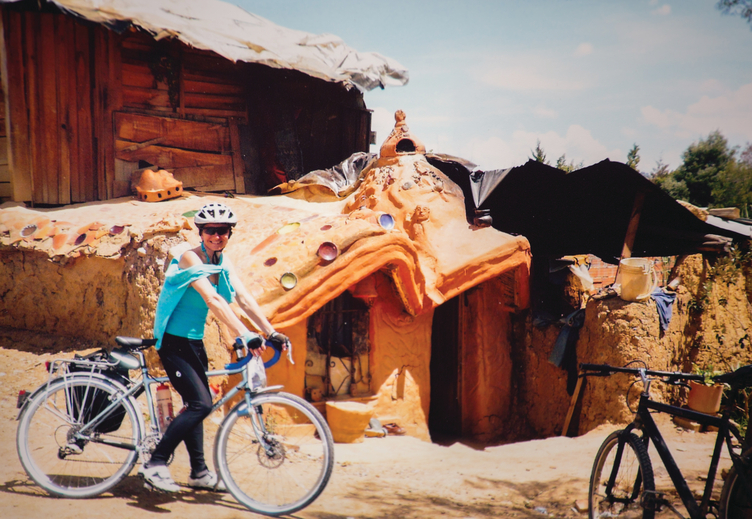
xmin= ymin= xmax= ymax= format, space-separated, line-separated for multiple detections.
xmin=187 ymin=470 xmax=227 ymax=492
xmin=139 ymin=464 xmax=181 ymax=493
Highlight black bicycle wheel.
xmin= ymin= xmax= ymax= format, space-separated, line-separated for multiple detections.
xmin=719 ymin=448 xmax=752 ymax=519
xmin=215 ymin=392 xmax=334 ymax=516
xmin=16 ymin=376 xmax=141 ymax=498
xmin=589 ymin=430 xmax=656 ymax=519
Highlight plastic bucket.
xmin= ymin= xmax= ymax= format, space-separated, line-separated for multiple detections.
xmin=619 ymin=257 xmax=658 ymax=301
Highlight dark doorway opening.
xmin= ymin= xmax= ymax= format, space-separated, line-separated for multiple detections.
xmin=429 ymin=295 xmax=461 ymax=442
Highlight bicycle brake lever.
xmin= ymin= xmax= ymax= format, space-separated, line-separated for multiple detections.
xmin=285 ymin=339 xmax=294 ymax=365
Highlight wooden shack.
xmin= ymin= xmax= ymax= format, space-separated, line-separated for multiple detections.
xmin=0 ymin=0 xmax=402 ymax=205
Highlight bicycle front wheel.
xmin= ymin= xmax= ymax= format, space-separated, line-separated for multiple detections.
xmin=16 ymin=376 xmax=141 ymax=498
xmin=719 ymin=448 xmax=752 ymax=519
xmin=215 ymin=392 xmax=334 ymax=516
xmin=589 ymin=430 xmax=655 ymax=519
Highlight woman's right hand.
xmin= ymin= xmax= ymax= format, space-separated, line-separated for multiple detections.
xmin=236 ymin=331 xmax=264 ymax=356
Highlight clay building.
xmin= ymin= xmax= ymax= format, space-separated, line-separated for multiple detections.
xmin=0 ymin=0 xmax=407 ymax=204
xmin=0 ymin=112 xmax=532 ymax=442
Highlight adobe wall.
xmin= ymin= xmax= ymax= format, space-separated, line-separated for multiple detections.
xmin=516 ymin=253 xmax=752 ymax=439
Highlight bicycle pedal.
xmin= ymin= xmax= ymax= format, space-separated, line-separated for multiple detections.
xmin=641 ymin=490 xmax=667 ymax=511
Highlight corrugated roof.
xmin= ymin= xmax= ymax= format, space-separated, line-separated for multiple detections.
xmin=1 ymin=0 xmax=408 ymax=91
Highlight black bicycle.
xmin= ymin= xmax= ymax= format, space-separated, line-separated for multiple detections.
xmin=581 ymin=362 xmax=752 ymax=519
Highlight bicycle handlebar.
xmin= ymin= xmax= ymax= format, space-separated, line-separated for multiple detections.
xmin=113 ymin=335 xmax=286 ymax=370
xmin=580 ymin=362 xmax=752 ymax=390
xmin=223 ymin=340 xmax=282 ymax=371
xmin=579 ymin=363 xmax=705 ymax=383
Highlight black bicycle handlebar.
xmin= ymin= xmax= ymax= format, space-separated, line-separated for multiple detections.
xmin=579 ymin=363 xmax=705 ymax=382
xmin=580 ymin=362 xmax=752 ymax=389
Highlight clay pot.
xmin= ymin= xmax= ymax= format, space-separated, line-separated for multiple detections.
xmin=687 ymin=380 xmax=724 ymax=415
xmin=325 ymin=401 xmax=374 ymax=443
xmin=135 ymin=169 xmax=183 ymax=202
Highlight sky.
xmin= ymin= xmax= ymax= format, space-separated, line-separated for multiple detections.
xmin=231 ymin=0 xmax=752 ymax=174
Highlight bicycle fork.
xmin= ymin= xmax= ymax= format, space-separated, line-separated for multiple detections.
xmin=237 ymin=392 xmax=278 ymax=458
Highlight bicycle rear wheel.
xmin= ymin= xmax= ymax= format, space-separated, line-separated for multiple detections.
xmin=589 ymin=430 xmax=655 ymax=519
xmin=719 ymin=448 xmax=752 ymax=519
xmin=215 ymin=392 xmax=334 ymax=516
xmin=16 ymin=376 xmax=141 ymax=498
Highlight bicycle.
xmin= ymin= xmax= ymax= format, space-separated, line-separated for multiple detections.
xmin=15 ymin=336 xmax=335 ymax=517
xmin=580 ymin=362 xmax=752 ymax=519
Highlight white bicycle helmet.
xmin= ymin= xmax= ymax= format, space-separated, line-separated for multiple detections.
xmin=194 ymin=203 xmax=238 ymax=227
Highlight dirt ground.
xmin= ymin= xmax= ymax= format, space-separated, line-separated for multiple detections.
xmin=0 ymin=345 xmax=733 ymax=519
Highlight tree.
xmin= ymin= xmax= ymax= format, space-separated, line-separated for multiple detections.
xmin=673 ymin=130 xmax=734 ymax=207
xmin=555 ymin=153 xmax=582 ymax=173
xmin=650 ymin=159 xmax=691 ymax=201
xmin=716 ymin=0 xmax=752 ymax=28
xmin=626 ymin=144 xmax=641 ymax=172
xmin=660 ymin=176 xmax=691 ymax=202
xmin=740 ymin=142 xmax=752 ymax=165
xmin=712 ymin=159 xmax=752 ymax=216
xmin=649 ymin=158 xmax=671 ymax=181
xmin=530 ymin=140 xmax=549 ymax=164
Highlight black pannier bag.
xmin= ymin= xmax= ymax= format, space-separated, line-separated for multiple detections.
xmin=67 ymin=350 xmax=131 ymax=434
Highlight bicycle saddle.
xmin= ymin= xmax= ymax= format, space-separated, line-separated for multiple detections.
xmin=115 ymin=337 xmax=158 ymax=350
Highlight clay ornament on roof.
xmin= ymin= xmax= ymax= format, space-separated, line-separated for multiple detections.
xmin=379 ymin=110 xmax=426 ymax=158
xmin=345 ymin=111 xmax=464 ymax=234
xmin=135 ymin=169 xmax=184 ymax=202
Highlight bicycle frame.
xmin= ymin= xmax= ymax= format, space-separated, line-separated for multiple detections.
xmin=619 ymin=373 xmax=751 ymax=518
xmin=49 ymin=348 xmax=281 ymax=455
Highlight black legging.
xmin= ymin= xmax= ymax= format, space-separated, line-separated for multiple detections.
xmin=149 ymin=333 xmax=212 ymax=477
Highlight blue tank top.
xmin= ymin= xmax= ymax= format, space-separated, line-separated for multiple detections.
xmin=164 ymin=256 xmax=223 ymax=339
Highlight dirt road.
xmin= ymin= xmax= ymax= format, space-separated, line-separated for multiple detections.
xmin=0 ymin=345 xmax=729 ymax=519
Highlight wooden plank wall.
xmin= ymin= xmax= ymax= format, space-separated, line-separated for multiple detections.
xmin=0 ymin=9 xmax=99 ymax=205
xmin=115 ymin=31 xmax=247 ymax=196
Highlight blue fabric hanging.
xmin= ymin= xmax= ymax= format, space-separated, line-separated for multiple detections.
xmin=650 ymin=288 xmax=677 ymax=332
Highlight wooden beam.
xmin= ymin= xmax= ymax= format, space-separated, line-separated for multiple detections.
xmin=228 ymin=117 xmax=245 ymax=194
xmin=115 ymin=140 xmax=233 ymax=169
xmin=0 ymin=10 xmax=32 ymax=202
xmin=170 ymin=164 xmax=235 ymax=191
xmin=620 ymin=190 xmax=646 ymax=260
xmin=73 ymin=21 xmax=94 ymax=202
xmin=114 ymin=111 xmax=230 ymax=152
xmin=561 ymin=375 xmax=586 ymax=437
xmin=25 ymin=12 xmax=43 ymax=203
xmin=55 ymin=14 xmax=72 ymax=205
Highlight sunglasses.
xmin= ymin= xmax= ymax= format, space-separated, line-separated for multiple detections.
xmin=202 ymin=226 xmax=231 ymax=236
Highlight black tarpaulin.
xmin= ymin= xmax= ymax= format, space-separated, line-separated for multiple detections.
xmin=470 ymin=159 xmax=746 ymax=262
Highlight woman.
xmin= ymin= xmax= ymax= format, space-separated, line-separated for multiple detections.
xmin=141 ymin=202 xmax=289 ymax=493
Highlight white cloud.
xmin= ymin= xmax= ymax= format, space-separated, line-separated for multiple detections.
xmin=533 ymin=104 xmax=558 ymax=119
xmin=699 ymin=78 xmax=729 ymax=96
xmin=459 ymin=125 xmax=622 ymax=170
xmin=651 ymin=4 xmax=671 ymax=15
xmin=574 ymin=42 xmax=593 ymax=57
xmin=476 ymin=55 xmax=590 ymax=92
xmin=641 ymin=83 xmax=752 ymax=140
